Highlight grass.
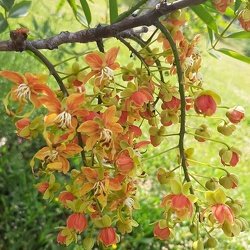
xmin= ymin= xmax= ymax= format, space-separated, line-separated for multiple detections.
xmin=0 ymin=0 xmax=250 ymax=249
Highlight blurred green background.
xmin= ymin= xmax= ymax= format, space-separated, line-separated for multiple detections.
xmin=0 ymin=0 xmax=250 ymax=249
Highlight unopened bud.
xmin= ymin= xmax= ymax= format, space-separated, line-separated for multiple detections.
xmin=192 ymin=239 xmax=204 ymax=250
xmin=205 ymin=178 xmax=219 ymax=191
xmin=83 ymin=237 xmax=95 ymax=250
xmin=219 ymin=174 xmax=239 ymax=189
xmin=226 ymin=200 xmax=242 ymax=216
xmin=204 ymin=237 xmax=218 ymax=248
xmin=217 ymin=121 xmax=236 ymax=136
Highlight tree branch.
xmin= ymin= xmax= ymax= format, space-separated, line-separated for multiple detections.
xmin=0 ymin=0 xmax=207 ymax=52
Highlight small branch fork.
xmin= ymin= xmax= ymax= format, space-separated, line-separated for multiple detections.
xmin=0 ymin=0 xmax=207 ymax=52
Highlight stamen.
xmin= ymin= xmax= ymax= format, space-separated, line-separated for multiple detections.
xmin=93 ymin=181 xmax=106 ymax=196
xmin=45 ymin=150 xmax=58 ymax=163
xmin=96 ymin=66 xmax=114 ymax=83
xmin=13 ymin=83 xmax=31 ymax=100
xmin=99 ymin=128 xmax=112 ymax=148
xmin=54 ymin=111 xmax=72 ymax=129
xmin=124 ymin=197 xmax=134 ymax=210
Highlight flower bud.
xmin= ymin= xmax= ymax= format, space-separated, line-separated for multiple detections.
xmin=226 ymin=199 xmax=242 ymax=216
xmin=194 ymin=90 xmax=220 ymax=116
xmin=204 ymin=237 xmax=218 ymax=248
xmin=217 ymin=121 xmax=236 ymax=136
xmin=189 ymin=224 xmax=197 ymax=234
xmin=83 ymin=237 xmax=95 ymax=250
xmin=72 ymin=62 xmax=80 ymax=73
xmin=226 ymin=106 xmax=245 ymax=124
xmin=212 ymin=0 xmax=234 ymax=13
xmin=194 ymin=124 xmax=211 ymax=142
xmin=237 ymin=217 xmax=249 ymax=232
xmin=222 ymin=221 xmax=233 ymax=237
xmin=205 ymin=177 xmax=219 ymax=191
xmin=219 ymin=147 xmax=240 ymax=167
xmin=238 ymin=9 xmax=250 ymax=31
xmin=219 ymin=174 xmax=239 ymax=189
xmin=192 ymin=239 xmax=204 ymax=250
xmin=157 ymin=167 xmax=175 ymax=184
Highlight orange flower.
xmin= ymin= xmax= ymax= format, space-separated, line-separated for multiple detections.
xmin=37 ymin=182 xmax=49 ymax=194
xmin=212 ymin=204 xmax=234 ymax=224
xmin=153 ymin=222 xmax=170 ymax=240
xmin=97 ymin=227 xmax=116 ymax=247
xmin=121 ymin=83 xmax=154 ymax=122
xmin=40 ymin=93 xmax=88 ymax=132
xmin=212 ymin=0 xmax=233 ymax=13
xmin=77 ymin=105 xmax=123 ymax=152
xmin=0 ymin=70 xmax=55 ymax=109
xmin=84 ymin=47 xmax=120 ymax=89
xmin=30 ymin=132 xmax=83 ymax=174
xmin=15 ymin=115 xmax=44 ymax=139
xmin=239 ymin=9 xmax=250 ymax=31
xmin=66 ymin=213 xmax=88 ymax=233
xmin=58 ymin=191 xmax=75 ymax=206
xmin=57 ymin=230 xmax=67 ymax=244
xmin=161 ymin=194 xmax=193 ymax=220
xmin=79 ymin=167 xmax=122 ymax=208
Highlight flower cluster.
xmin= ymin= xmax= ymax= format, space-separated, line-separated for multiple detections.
xmin=0 ymin=6 xmax=248 ymax=249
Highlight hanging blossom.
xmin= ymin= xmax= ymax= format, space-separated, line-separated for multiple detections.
xmin=0 ymin=70 xmax=55 ymax=115
xmin=40 ymin=93 xmax=88 ymax=135
xmin=83 ymin=47 xmax=120 ymax=90
xmin=160 ymin=180 xmax=197 ymax=221
xmin=77 ymin=105 xmax=123 ymax=156
xmin=78 ymin=167 xmax=122 ymax=209
xmin=30 ymin=131 xmax=83 ymax=174
xmin=202 ymin=187 xmax=235 ymax=225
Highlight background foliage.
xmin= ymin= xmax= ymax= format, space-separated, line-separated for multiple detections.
xmin=0 ymin=0 xmax=250 ymax=249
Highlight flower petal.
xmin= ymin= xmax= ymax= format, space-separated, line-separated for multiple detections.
xmin=0 ymin=70 xmax=24 ymax=84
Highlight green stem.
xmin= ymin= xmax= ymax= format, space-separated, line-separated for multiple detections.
xmin=142 ymin=145 xmax=178 ymax=162
xmin=189 ymin=173 xmax=207 ymax=190
xmin=188 ymin=159 xmax=230 ymax=175
xmin=155 ymin=20 xmax=200 ymax=213
xmin=187 ymin=132 xmax=230 ymax=148
xmin=212 ymin=15 xmax=238 ymax=48
xmin=77 ymin=132 xmax=87 ymax=166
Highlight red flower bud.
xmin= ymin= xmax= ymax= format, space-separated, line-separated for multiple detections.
xmin=57 ymin=230 xmax=67 ymax=244
xmin=37 ymin=182 xmax=49 ymax=194
xmin=194 ymin=95 xmax=217 ymax=116
xmin=67 ymin=213 xmax=88 ymax=233
xmin=98 ymin=227 xmax=116 ymax=247
xmin=238 ymin=9 xmax=250 ymax=31
xmin=153 ymin=222 xmax=170 ymax=240
xmin=226 ymin=106 xmax=245 ymax=124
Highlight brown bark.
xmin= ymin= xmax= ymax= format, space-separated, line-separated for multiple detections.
xmin=0 ymin=0 xmax=207 ymax=52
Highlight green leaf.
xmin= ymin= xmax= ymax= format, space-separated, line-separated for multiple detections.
xmin=190 ymin=5 xmax=218 ymax=33
xmin=67 ymin=0 xmax=88 ymax=28
xmin=0 ymin=13 xmax=8 ymax=33
xmin=207 ymin=27 xmax=215 ymax=45
xmin=8 ymin=1 xmax=31 ymax=18
xmin=0 ymin=0 xmax=14 ymax=11
xmin=217 ymin=48 xmax=250 ymax=64
xmin=80 ymin=0 xmax=91 ymax=25
xmin=109 ymin=0 xmax=118 ymax=24
xmin=67 ymin=0 xmax=77 ymax=16
xmin=208 ymin=48 xmax=221 ymax=60
xmin=56 ymin=0 xmax=66 ymax=12
xmin=76 ymin=9 xmax=88 ymax=27
xmin=234 ymin=0 xmax=242 ymax=13
xmin=225 ymin=31 xmax=250 ymax=39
